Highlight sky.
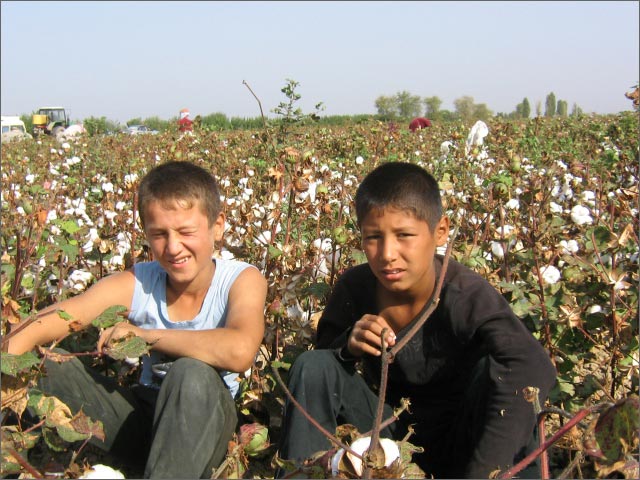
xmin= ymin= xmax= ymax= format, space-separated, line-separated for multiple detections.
xmin=1 ymin=1 xmax=638 ymax=125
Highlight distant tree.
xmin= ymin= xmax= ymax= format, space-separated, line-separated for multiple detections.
xmin=535 ymin=101 xmax=542 ymax=117
xmin=20 ymin=114 xmax=33 ymax=132
xmin=201 ymin=112 xmax=230 ymax=131
xmin=557 ymin=100 xmax=568 ymax=117
xmin=454 ymin=96 xmax=475 ymax=124
xmin=126 ymin=117 xmax=143 ymax=127
xmin=438 ymin=110 xmax=458 ymax=122
xmin=143 ymin=116 xmax=168 ymax=132
xmin=453 ymin=96 xmax=493 ymax=124
xmin=396 ymin=91 xmax=422 ymax=119
xmin=375 ymin=95 xmax=398 ymax=120
xmin=514 ymin=98 xmax=531 ymax=119
xmin=571 ymin=103 xmax=583 ymax=117
xmin=521 ymin=98 xmax=531 ymax=118
xmin=83 ymin=116 xmax=118 ymax=136
xmin=472 ymin=103 xmax=493 ymax=122
xmin=423 ymin=96 xmax=442 ymax=120
xmin=545 ymin=92 xmax=556 ymax=117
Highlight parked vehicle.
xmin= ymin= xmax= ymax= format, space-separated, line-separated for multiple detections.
xmin=126 ymin=125 xmax=158 ymax=135
xmin=1 ymin=116 xmax=32 ymax=143
xmin=32 ymin=107 xmax=70 ymax=137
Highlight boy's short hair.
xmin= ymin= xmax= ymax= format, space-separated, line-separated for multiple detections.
xmin=137 ymin=161 xmax=222 ymax=227
xmin=355 ymin=162 xmax=443 ymax=231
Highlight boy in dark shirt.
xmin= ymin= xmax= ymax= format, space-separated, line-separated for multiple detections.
xmin=277 ymin=161 xmax=557 ymax=478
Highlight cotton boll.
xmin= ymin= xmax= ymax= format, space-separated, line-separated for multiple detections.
xmin=559 ymin=239 xmax=579 ymax=254
xmin=80 ymin=464 xmax=125 ymax=479
xmin=570 ymin=205 xmax=593 ymax=225
xmin=540 ymin=265 xmax=561 ymax=285
xmin=490 ymin=241 xmax=505 ymax=259
xmin=331 ymin=437 xmax=400 ymax=477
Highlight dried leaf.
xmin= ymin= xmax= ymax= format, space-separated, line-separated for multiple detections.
xmin=28 ymin=392 xmax=73 ymax=428
xmin=608 ymin=223 xmax=635 ymax=248
xmin=1 ymin=297 xmax=21 ymax=325
xmin=0 ymin=374 xmax=30 ymax=417
xmin=38 ymin=347 xmax=75 ymax=364
xmin=69 ymin=409 xmax=106 ymax=442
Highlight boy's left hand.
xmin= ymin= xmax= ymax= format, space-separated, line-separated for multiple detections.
xmin=348 ymin=314 xmax=397 ymax=357
xmin=97 ymin=322 xmax=144 ymax=355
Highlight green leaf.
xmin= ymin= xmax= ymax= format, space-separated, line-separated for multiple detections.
xmin=42 ymin=426 xmax=67 ymax=452
xmin=59 ymin=220 xmax=81 ymax=235
xmin=594 ymin=394 xmax=640 ymax=463
xmin=0 ymin=458 xmax=22 ymax=476
xmin=586 ymin=226 xmax=613 ymax=252
xmin=0 ymin=351 xmax=40 ymax=376
xmin=2 ymin=426 xmax=40 ymax=450
xmin=558 ymin=379 xmax=575 ymax=396
xmin=268 ymin=245 xmax=283 ymax=258
xmin=270 ymin=360 xmax=291 ymax=371
xmin=303 ymin=282 xmax=331 ymax=300
xmin=91 ymin=305 xmax=128 ymax=329
xmin=104 ymin=334 xmax=151 ymax=360
xmin=56 ymin=424 xmax=89 ymax=443
xmin=349 ymin=248 xmax=368 ymax=266
xmin=57 ymin=309 xmax=73 ymax=321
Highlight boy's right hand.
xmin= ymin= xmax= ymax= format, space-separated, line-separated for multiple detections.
xmin=347 ymin=315 xmax=396 ymax=357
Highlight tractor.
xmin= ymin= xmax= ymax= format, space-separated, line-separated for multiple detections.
xmin=32 ymin=107 xmax=70 ymax=137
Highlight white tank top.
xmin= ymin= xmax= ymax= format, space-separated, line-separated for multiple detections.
xmin=128 ymin=258 xmax=253 ymax=397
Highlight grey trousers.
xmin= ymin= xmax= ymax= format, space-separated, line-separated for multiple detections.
xmin=38 ymin=352 xmax=238 ymax=479
xmin=277 ymin=349 xmax=540 ymax=479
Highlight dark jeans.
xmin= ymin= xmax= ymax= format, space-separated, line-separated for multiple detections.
xmin=38 ymin=351 xmax=238 ymax=479
xmin=277 ymin=349 xmax=540 ymax=478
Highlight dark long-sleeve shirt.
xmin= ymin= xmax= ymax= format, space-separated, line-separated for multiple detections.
xmin=315 ymin=255 xmax=557 ymax=478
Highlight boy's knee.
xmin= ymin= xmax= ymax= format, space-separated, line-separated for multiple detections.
xmin=288 ymin=349 xmax=350 ymax=396
xmin=163 ymin=358 xmax=228 ymax=402
xmin=290 ymin=349 xmax=339 ymax=378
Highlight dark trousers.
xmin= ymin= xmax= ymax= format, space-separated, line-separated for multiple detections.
xmin=38 ymin=352 xmax=238 ymax=479
xmin=277 ymin=349 xmax=540 ymax=478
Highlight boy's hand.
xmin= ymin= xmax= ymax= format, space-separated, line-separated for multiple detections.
xmin=97 ymin=322 xmax=144 ymax=355
xmin=347 ymin=314 xmax=396 ymax=357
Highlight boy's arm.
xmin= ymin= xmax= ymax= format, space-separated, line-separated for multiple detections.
xmin=114 ymin=266 xmax=267 ymax=373
xmin=465 ymin=316 xmax=557 ymax=478
xmin=7 ymin=271 xmax=136 ymax=355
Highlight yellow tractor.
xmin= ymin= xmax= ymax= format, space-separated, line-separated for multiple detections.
xmin=32 ymin=106 xmax=69 ymax=137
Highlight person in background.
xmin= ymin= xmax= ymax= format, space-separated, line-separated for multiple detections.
xmin=8 ymin=161 xmax=268 ymax=479
xmin=177 ymin=108 xmax=193 ymax=132
xmin=409 ymin=116 xmax=432 ymax=132
xmin=277 ymin=161 xmax=556 ymax=478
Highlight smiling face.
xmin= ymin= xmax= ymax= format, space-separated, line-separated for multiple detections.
xmin=360 ymin=206 xmax=449 ymax=303
xmin=143 ymin=198 xmax=225 ymax=292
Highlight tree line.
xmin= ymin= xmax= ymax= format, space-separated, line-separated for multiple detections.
xmin=375 ymin=91 xmax=583 ymax=123
xmin=16 ymin=82 xmax=586 ymax=137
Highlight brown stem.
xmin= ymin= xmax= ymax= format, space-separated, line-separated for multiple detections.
xmin=270 ymin=363 xmax=363 ymax=460
xmin=498 ymin=405 xmax=597 ymax=479
xmin=363 ymin=331 xmax=390 ymax=479
xmin=3 ymin=443 xmax=43 ymax=478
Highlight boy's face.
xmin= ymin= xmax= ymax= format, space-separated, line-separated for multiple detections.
xmin=360 ymin=206 xmax=449 ymax=299
xmin=143 ymin=199 xmax=225 ymax=289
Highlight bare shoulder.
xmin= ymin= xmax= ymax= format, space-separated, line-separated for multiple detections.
xmin=231 ymin=265 xmax=267 ymax=295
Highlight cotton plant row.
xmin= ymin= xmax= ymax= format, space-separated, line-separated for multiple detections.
xmin=0 ymin=114 xmax=637 ymax=477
